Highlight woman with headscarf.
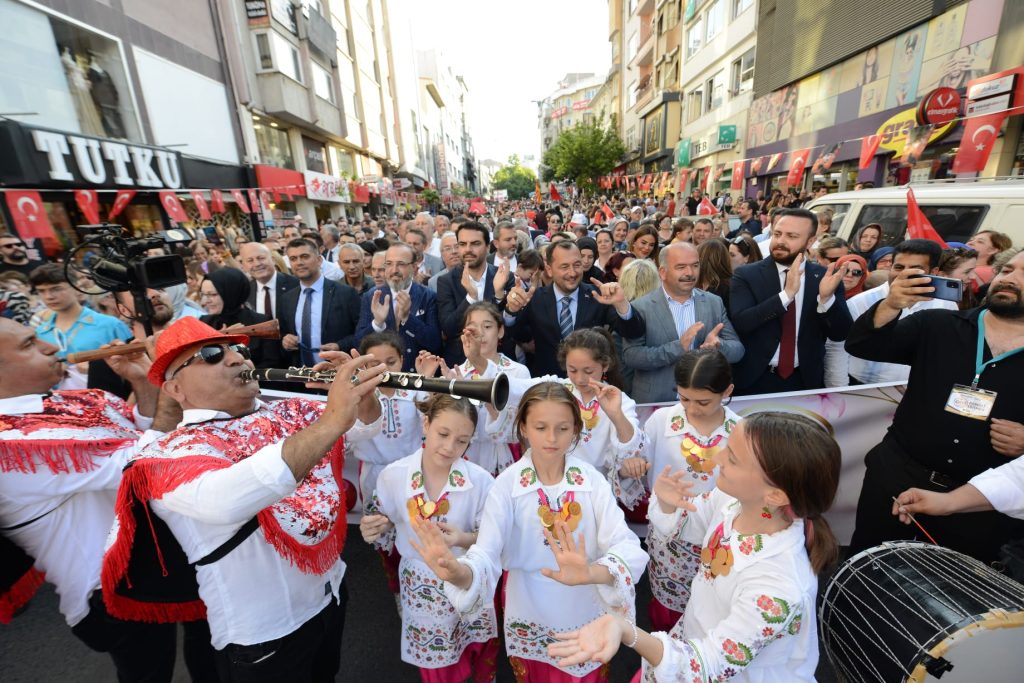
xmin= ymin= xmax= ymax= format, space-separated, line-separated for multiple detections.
xmin=199 ymin=267 xmax=280 ymax=369
xmin=835 ymin=254 xmax=868 ymax=299
xmin=868 ymin=246 xmax=895 ymax=272
xmin=851 ymin=223 xmax=882 ymax=261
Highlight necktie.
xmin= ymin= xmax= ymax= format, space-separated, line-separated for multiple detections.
xmin=300 ymin=288 xmax=315 ymax=367
xmin=778 ymin=269 xmax=796 ymax=379
xmin=263 ymin=285 xmax=273 ymax=319
xmin=559 ymin=296 xmax=573 ymax=339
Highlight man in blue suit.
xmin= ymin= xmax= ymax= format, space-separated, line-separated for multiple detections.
xmin=356 ymin=242 xmax=442 ymax=370
xmin=729 ymin=208 xmax=852 ymax=394
xmin=623 ymin=243 xmax=744 ymax=403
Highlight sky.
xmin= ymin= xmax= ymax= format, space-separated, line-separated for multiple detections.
xmin=404 ymin=0 xmax=610 ymax=167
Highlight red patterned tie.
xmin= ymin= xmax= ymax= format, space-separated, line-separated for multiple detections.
xmin=778 ymin=278 xmax=796 ymax=378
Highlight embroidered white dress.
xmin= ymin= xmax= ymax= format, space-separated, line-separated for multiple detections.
xmin=442 ymin=453 xmax=648 ymax=677
xmin=349 ymin=388 xmax=425 ymax=505
xmin=457 ymin=355 xmax=531 ymax=476
xmin=643 ymin=489 xmax=818 ymax=682
xmin=489 ymin=375 xmax=647 ymax=477
xmin=369 ymin=451 xmax=498 ymax=669
xmin=627 ymin=405 xmax=740 ymax=614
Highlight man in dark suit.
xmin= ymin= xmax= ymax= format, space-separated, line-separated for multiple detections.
xmin=437 ymin=222 xmax=512 ymax=365
xmin=278 ymin=239 xmax=361 ymax=366
xmin=730 ymin=208 xmax=852 ymax=394
xmin=356 ymin=243 xmax=442 ymax=371
xmin=504 ymin=241 xmax=645 ymax=377
xmin=240 ymin=242 xmax=299 ymax=320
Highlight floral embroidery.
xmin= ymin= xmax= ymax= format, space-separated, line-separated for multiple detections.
xmin=448 ymin=469 xmax=466 ymax=487
xmin=787 ymin=613 xmax=803 ymax=635
xmin=723 ymin=418 xmax=737 ymax=433
xmin=565 ymin=466 xmax=584 ymax=486
xmin=410 ymin=470 xmax=423 ymax=490
xmin=737 ymin=534 xmax=763 ymax=555
xmin=756 ymin=595 xmax=792 ymax=624
xmin=722 ymin=638 xmax=754 ymax=667
xmin=670 ymin=415 xmax=685 ymax=432
xmin=761 ymin=626 xmax=775 ymax=637
xmin=518 ymin=467 xmax=537 ymax=487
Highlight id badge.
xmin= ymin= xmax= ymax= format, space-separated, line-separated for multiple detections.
xmin=944 ymin=384 xmax=997 ymax=420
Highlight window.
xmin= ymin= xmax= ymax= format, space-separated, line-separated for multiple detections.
xmin=809 ymin=203 xmax=850 ymax=235
xmin=734 ymin=0 xmax=754 ymax=17
xmin=705 ymin=71 xmax=725 ymax=113
xmin=687 ymin=87 xmax=703 ymax=122
xmin=627 ymin=80 xmax=638 ymax=109
xmin=705 ymin=0 xmax=724 ymax=42
xmin=629 ymin=0 xmax=638 ymax=14
xmin=312 ymin=63 xmax=334 ymax=103
xmin=628 ymin=32 xmax=639 ymax=61
xmin=686 ymin=17 xmax=703 ymax=57
xmin=731 ymin=48 xmax=755 ymax=95
xmin=254 ymin=31 xmax=304 ymax=83
xmin=626 ymin=126 xmax=636 ymax=150
xmin=853 ymin=204 xmax=988 ymax=247
xmin=253 ymin=122 xmax=295 ymax=169
xmin=255 ymin=34 xmax=273 ymax=70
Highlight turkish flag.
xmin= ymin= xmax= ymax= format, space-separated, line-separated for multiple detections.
xmin=74 ymin=190 xmax=101 ymax=224
xmin=189 ymin=191 xmax=212 ymax=220
xmin=470 ymin=201 xmax=487 ymax=214
xmin=787 ymin=148 xmax=811 ymax=187
xmin=260 ymin=190 xmax=272 ymax=208
xmin=697 ymin=197 xmax=717 ymax=216
xmin=230 ymin=189 xmax=251 ymax=213
xmin=953 ymin=111 xmax=1006 ymax=175
xmin=731 ymin=161 xmax=746 ymax=191
xmin=859 ymin=134 xmax=882 ymax=170
xmin=906 ymin=187 xmax=948 ymax=247
xmin=108 ymin=190 xmax=136 ymax=220
xmin=158 ymin=191 xmax=189 ymax=223
xmin=4 ymin=191 xmax=55 ymax=240
xmin=210 ymin=189 xmax=225 ymax=213
xmin=247 ymin=190 xmax=261 ymax=214
xmin=601 ymin=203 xmax=615 ymax=220
xmin=677 ymin=169 xmax=690 ymax=192
xmin=549 ymin=182 xmax=561 ymax=201
xmin=712 ymin=165 xmax=725 ymax=184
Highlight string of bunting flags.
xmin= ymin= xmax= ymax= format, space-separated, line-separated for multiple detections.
xmin=596 ymin=103 xmax=1024 ymax=195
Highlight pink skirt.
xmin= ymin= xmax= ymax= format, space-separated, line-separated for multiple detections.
xmin=418 ymin=638 xmax=500 ymax=683
xmin=509 ymin=657 xmax=609 ymax=682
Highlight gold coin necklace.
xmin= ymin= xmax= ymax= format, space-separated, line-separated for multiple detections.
xmin=536 ymin=489 xmax=582 ymax=532
xmin=407 ymin=493 xmax=450 ymax=521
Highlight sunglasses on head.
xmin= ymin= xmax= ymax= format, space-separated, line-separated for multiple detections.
xmin=169 ymin=343 xmax=250 ymax=380
xmin=731 ymin=236 xmax=750 ymax=254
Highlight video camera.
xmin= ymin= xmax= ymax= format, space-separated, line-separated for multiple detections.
xmin=73 ymin=224 xmax=190 ymax=292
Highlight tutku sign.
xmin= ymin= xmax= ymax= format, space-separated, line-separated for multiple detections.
xmin=0 ymin=123 xmax=184 ymax=189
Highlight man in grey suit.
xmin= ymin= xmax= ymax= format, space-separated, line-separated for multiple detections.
xmin=406 ymin=227 xmax=444 ymax=285
xmin=623 ymin=242 xmax=744 ymax=403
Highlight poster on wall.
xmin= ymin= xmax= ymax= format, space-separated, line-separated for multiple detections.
xmin=885 ymin=25 xmax=929 ymax=108
xmin=746 ymin=84 xmax=799 ymax=148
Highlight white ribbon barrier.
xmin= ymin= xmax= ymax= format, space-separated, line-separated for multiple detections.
xmin=262 ymin=382 xmax=906 ymax=544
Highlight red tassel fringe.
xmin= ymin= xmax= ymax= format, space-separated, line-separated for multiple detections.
xmin=0 ymin=439 xmax=132 ymax=474
xmin=0 ymin=568 xmax=45 ymax=624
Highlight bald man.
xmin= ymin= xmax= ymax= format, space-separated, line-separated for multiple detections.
xmin=239 ymin=242 xmax=299 ymax=320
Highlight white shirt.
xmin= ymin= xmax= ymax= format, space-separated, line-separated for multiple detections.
xmin=971 ymin=457 xmax=1024 ymax=519
xmin=150 ymin=403 xmax=380 ymax=648
xmin=825 ymin=281 xmax=958 ymax=385
xmin=463 ymin=267 xmax=487 ymax=304
xmin=371 ymin=283 xmax=414 ymax=332
xmin=494 ymin=253 xmax=518 ymax=273
xmin=0 ymin=393 xmax=155 ymax=627
xmin=770 ymin=261 xmax=835 ymax=368
xmin=320 ymin=257 xmax=344 ymax=281
xmin=254 ymin=272 xmax=280 ymax=318
xmin=663 ymin=287 xmax=697 ymax=340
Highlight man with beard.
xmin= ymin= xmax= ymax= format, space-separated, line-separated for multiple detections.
xmin=729 ymin=208 xmax=852 ymax=394
xmin=436 ymin=222 xmax=511 ymax=365
xmin=848 ymin=250 xmax=1024 ymax=564
xmin=240 ymin=242 xmax=299 ymax=321
xmin=356 ymin=242 xmax=441 ymax=370
xmin=623 ymin=243 xmax=743 ymax=403
xmin=0 ymin=234 xmax=45 ymax=276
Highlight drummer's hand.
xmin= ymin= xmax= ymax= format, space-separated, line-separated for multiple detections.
xmin=892 ymin=488 xmax=954 ymax=521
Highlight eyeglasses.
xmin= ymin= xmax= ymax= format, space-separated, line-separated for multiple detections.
xmin=0 ymin=242 xmax=25 ymax=249
xmin=169 ymin=343 xmax=250 ymax=380
xmin=384 ymin=260 xmax=413 ymax=268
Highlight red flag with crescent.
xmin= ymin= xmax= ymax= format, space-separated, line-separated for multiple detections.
xmin=209 ymin=189 xmax=225 ymax=213
xmin=677 ymin=169 xmax=690 ymax=192
xmin=859 ymin=134 xmax=882 ymax=170
xmin=731 ymin=161 xmax=746 ymax=191
xmin=697 ymin=197 xmax=717 ymax=216
xmin=247 ymin=190 xmax=261 ymax=214
xmin=4 ymin=191 xmax=55 ymax=240
xmin=906 ymin=187 xmax=948 ymax=247
xmin=189 ymin=191 xmax=212 ymax=220
xmin=953 ymin=112 xmax=1006 ymax=175
xmin=74 ymin=190 xmax=101 ymax=224
xmin=786 ymin=148 xmax=811 ymax=187
xmin=230 ymin=189 xmax=250 ymax=214
xmin=158 ymin=191 xmax=189 ymax=223
xmin=108 ymin=190 xmax=136 ymax=220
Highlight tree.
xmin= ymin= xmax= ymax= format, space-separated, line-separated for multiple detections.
xmin=491 ymin=155 xmax=538 ymax=200
xmin=542 ymin=115 xmax=625 ymax=193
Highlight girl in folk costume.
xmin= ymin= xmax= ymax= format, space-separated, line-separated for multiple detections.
xmin=456 ymin=302 xmax=530 ymax=476
xmin=613 ymin=350 xmax=740 ymax=632
xmin=488 ymin=329 xmax=647 ymax=489
xmin=548 ymin=412 xmax=841 ymax=683
xmin=360 ymin=394 xmax=499 ymax=683
xmin=411 ymin=382 xmax=648 ymax=682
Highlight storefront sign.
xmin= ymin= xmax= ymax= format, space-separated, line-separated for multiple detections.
xmin=302 ymin=136 xmax=326 ymax=174
xmin=690 ymin=128 xmax=737 ymax=162
xmin=717 ymin=125 xmax=737 ymax=144
xmin=254 ymin=164 xmax=306 ymax=198
xmin=303 ymin=170 xmax=350 ymax=203
xmin=676 ymin=139 xmax=690 ymax=167
xmin=550 ymin=106 xmax=569 ymax=119
xmin=571 ymin=100 xmax=591 ymax=111
xmin=28 ymin=128 xmax=182 ymax=188
xmin=966 ymin=93 xmax=1012 ymax=117
xmin=967 ymin=74 xmax=1016 ymax=101
xmin=917 ymin=87 xmax=961 ymax=126
xmin=245 ymin=0 xmax=270 ymax=28
xmin=876 ymin=106 xmax=955 ymax=159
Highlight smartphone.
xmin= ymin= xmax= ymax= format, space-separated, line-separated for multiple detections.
xmin=924 ymin=274 xmax=964 ymax=302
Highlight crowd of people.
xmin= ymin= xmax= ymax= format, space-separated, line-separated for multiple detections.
xmin=1 ymin=188 xmax=1023 ymax=683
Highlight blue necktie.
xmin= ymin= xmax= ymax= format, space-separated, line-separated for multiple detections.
xmin=559 ymin=296 xmax=573 ymax=339
xmin=301 ymin=288 xmax=315 ymax=366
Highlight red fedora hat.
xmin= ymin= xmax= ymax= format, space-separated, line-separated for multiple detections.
xmin=148 ymin=317 xmax=250 ymax=387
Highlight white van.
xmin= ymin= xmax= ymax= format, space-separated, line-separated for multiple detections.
xmin=803 ymin=179 xmax=1024 ymax=249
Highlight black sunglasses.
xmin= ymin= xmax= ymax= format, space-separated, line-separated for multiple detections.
xmin=170 ymin=343 xmax=250 ymax=379
xmin=730 ymin=236 xmax=750 ymax=255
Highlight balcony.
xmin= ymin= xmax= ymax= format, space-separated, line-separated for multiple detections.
xmin=658 ymin=21 xmax=681 ymax=58
xmin=630 ymin=28 xmax=655 ymax=68
xmin=634 ymin=74 xmax=653 ymax=111
xmin=635 ymin=0 xmax=655 ymax=16
xmin=258 ymin=72 xmax=343 ymax=139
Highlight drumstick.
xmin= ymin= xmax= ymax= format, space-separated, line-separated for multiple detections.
xmin=892 ymin=496 xmax=939 ymax=545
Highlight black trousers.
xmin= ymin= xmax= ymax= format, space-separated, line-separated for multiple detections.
xmin=740 ymin=366 xmax=808 ymax=395
xmin=849 ymin=438 xmax=1024 ymax=565
xmin=71 ymin=591 xmax=177 ymax=683
xmin=214 ymin=581 xmax=348 ymax=683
